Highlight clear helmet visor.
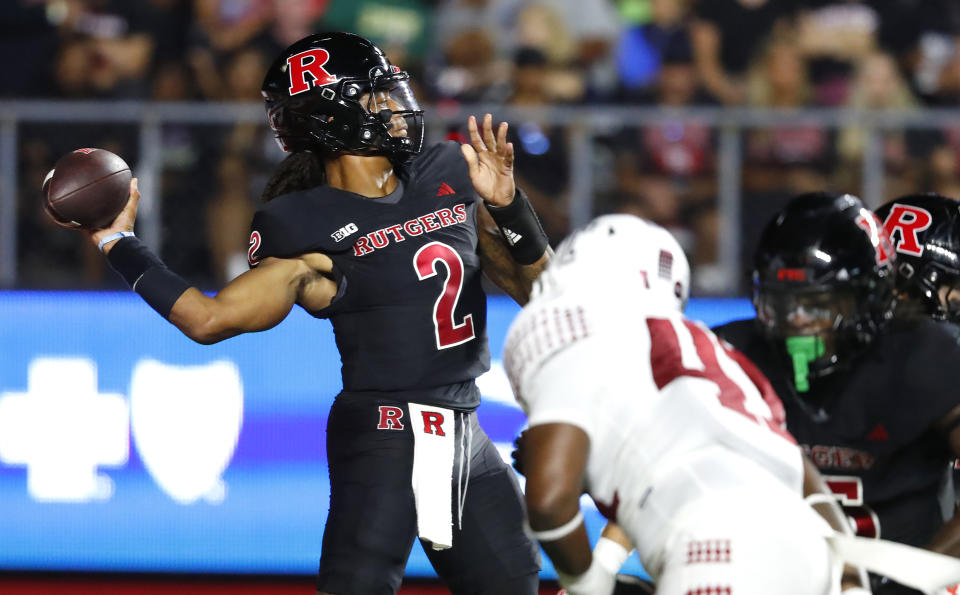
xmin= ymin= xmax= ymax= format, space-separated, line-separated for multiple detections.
xmin=359 ymin=76 xmax=424 ymax=154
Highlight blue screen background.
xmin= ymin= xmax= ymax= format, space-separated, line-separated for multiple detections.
xmin=0 ymin=291 xmax=753 ymax=577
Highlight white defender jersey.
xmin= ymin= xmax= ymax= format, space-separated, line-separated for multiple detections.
xmin=504 ymin=291 xmax=807 ymax=571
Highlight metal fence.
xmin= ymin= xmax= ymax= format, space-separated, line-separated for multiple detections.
xmin=2 ymin=101 xmax=960 ymax=293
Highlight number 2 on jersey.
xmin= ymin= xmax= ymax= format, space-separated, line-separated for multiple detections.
xmin=414 ymin=241 xmax=476 ymax=350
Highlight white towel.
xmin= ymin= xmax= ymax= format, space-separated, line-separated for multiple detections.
xmin=827 ymin=532 xmax=960 ymax=594
xmin=408 ymin=402 xmax=456 ymax=550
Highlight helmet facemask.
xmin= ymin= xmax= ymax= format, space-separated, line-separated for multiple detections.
xmin=349 ymin=72 xmax=424 ymax=156
xmin=754 ymin=287 xmax=856 ymax=391
xmin=901 ymin=260 xmax=960 ymax=323
xmin=753 ymin=273 xmax=894 ymax=393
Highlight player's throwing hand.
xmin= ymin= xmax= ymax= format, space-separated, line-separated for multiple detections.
xmin=87 ymin=178 xmax=140 ymax=255
xmin=461 ymin=113 xmax=516 ymax=208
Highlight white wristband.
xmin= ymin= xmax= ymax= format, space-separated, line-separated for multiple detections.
xmin=98 ymin=231 xmax=135 ymax=253
xmin=557 ymin=555 xmax=617 ymax=595
xmin=593 ymin=536 xmax=631 ymax=574
xmin=526 ymin=510 xmax=584 ymax=542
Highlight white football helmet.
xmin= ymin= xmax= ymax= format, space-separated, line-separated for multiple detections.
xmin=534 ymin=214 xmax=690 ymax=312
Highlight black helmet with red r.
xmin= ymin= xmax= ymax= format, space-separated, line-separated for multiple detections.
xmin=261 ymin=32 xmax=424 ymax=158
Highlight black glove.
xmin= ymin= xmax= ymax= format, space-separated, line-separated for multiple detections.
xmin=612 ymin=574 xmax=655 ymax=595
xmin=511 ymin=429 xmax=528 ymax=476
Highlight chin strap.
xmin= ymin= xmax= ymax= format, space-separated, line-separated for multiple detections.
xmin=784 ymin=335 xmax=825 ymax=392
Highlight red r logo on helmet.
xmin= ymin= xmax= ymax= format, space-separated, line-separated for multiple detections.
xmin=881 ymin=204 xmax=932 ymax=257
xmin=855 ymin=213 xmax=894 ymax=267
xmin=286 ymin=49 xmax=337 ymax=95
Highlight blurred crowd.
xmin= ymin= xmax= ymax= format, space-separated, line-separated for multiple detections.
xmin=4 ymin=0 xmax=960 ymax=293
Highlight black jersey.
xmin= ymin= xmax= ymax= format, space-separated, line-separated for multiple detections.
xmin=714 ymin=317 xmax=960 ymax=548
xmin=248 ymin=142 xmax=490 ymax=408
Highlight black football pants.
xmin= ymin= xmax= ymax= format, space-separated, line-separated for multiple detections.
xmin=316 ymin=395 xmax=540 ymax=595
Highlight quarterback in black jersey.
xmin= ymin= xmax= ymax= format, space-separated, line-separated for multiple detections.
xmin=85 ymin=33 xmax=548 ymax=595
xmin=714 ymin=192 xmax=960 ymax=595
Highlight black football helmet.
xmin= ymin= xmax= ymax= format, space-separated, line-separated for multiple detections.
xmin=874 ymin=193 xmax=960 ymax=322
xmin=261 ymin=32 xmax=424 ymax=158
xmin=752 ymin=192 xmax=897 ymax=392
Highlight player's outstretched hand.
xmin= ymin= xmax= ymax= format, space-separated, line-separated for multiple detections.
xmin=461 ymin=113 xmax=516 ymax=208
xmin=87 ymin=177 xmax=139 ymax=254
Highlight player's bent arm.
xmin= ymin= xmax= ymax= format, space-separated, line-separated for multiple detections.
xmin=522 ymin=422 xmax=592 ymax=574
xmin=168 ymin=255 xmax=330 ymax=344
xmin=477 ymin=205 xmax=551 ymax=305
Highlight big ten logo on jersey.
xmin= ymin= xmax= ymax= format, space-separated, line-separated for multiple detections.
xmin=331 ymin=222 xmax=358 ymax=243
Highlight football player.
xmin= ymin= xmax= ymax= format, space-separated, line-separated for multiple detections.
xmin=875 ymin=193 xmax=960 ymax=322
xmin=714 ymin=192 xmax=960 ymax=594
xmin=85 ymin=32 xmax=549 ymax=594
xmin=504 ymin=214 xmax=868 ymax=594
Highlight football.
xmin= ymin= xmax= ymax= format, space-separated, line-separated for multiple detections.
xmin=42 ymin=148 xmax=132 ymax=229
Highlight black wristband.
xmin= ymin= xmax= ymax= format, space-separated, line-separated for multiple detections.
xmin=106 ymin=236 xmax=163 ymax=286
xmin=106 ymin=236 xmax=190 ymax=319
xmin=485 ymin=187 xmax=550 ymax=265
xmin=134 ymin=266 xmax=191 ymax=319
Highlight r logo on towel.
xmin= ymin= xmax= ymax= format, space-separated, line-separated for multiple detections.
xmin=421 ymin=411 xmax=446 ymax=436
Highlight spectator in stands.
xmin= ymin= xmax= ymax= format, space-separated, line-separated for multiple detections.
xmin=268 ymin=0 xmax=326 ymax=48
xmin=535 ymin=0 xmax=623 ymax=101
xmin=318 ymin=0 xmax=433 ymax=79
xmin=512 ymin=2 xmax=584 ymax=103
xmin=741 ymin=36 xmax=834 ymax=284
xmin=613 ymin=0 xmax=694 ymax=100
xmin=430 ymin=28 xmax=511 ymax=104
xmin=191 ymin=0 xmax=273 ymax=56
xmin=835 ymin=51 xmax=934 ymax=204
xmin=0 ymin=0 xmax=84 ymax=97
xmin=505 ymin=46 xmax=572 ymax=246
xmin=604 ymin=43 xmax=719 ymax=291
xmin=869 ymin=0 xmax=960 ymax=103
xmin=794 ymin=0 xmax=879 ymax=106
xmin=927 ymin=144 xmax=960 ymax=199
xmin=691 ymin=0 xmax=799 ymax=105
xmin=49 ymin=0 xmax=161 ymax=99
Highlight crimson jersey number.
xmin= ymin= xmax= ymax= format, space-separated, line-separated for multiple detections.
xmin=414 ymin=241 xmax=476 ymax=349
xmin=823 ymin=475 xmax=880 ymax=538
xmin=646 ymin=317 xmax=792 ymax=440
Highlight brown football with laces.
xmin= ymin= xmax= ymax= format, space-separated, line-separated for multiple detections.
xmin=43 ymin=148 xmax=131 ymax=229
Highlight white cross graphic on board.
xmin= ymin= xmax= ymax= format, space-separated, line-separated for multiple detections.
xmin=0 ymin=358 xmax=128 ymax=501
